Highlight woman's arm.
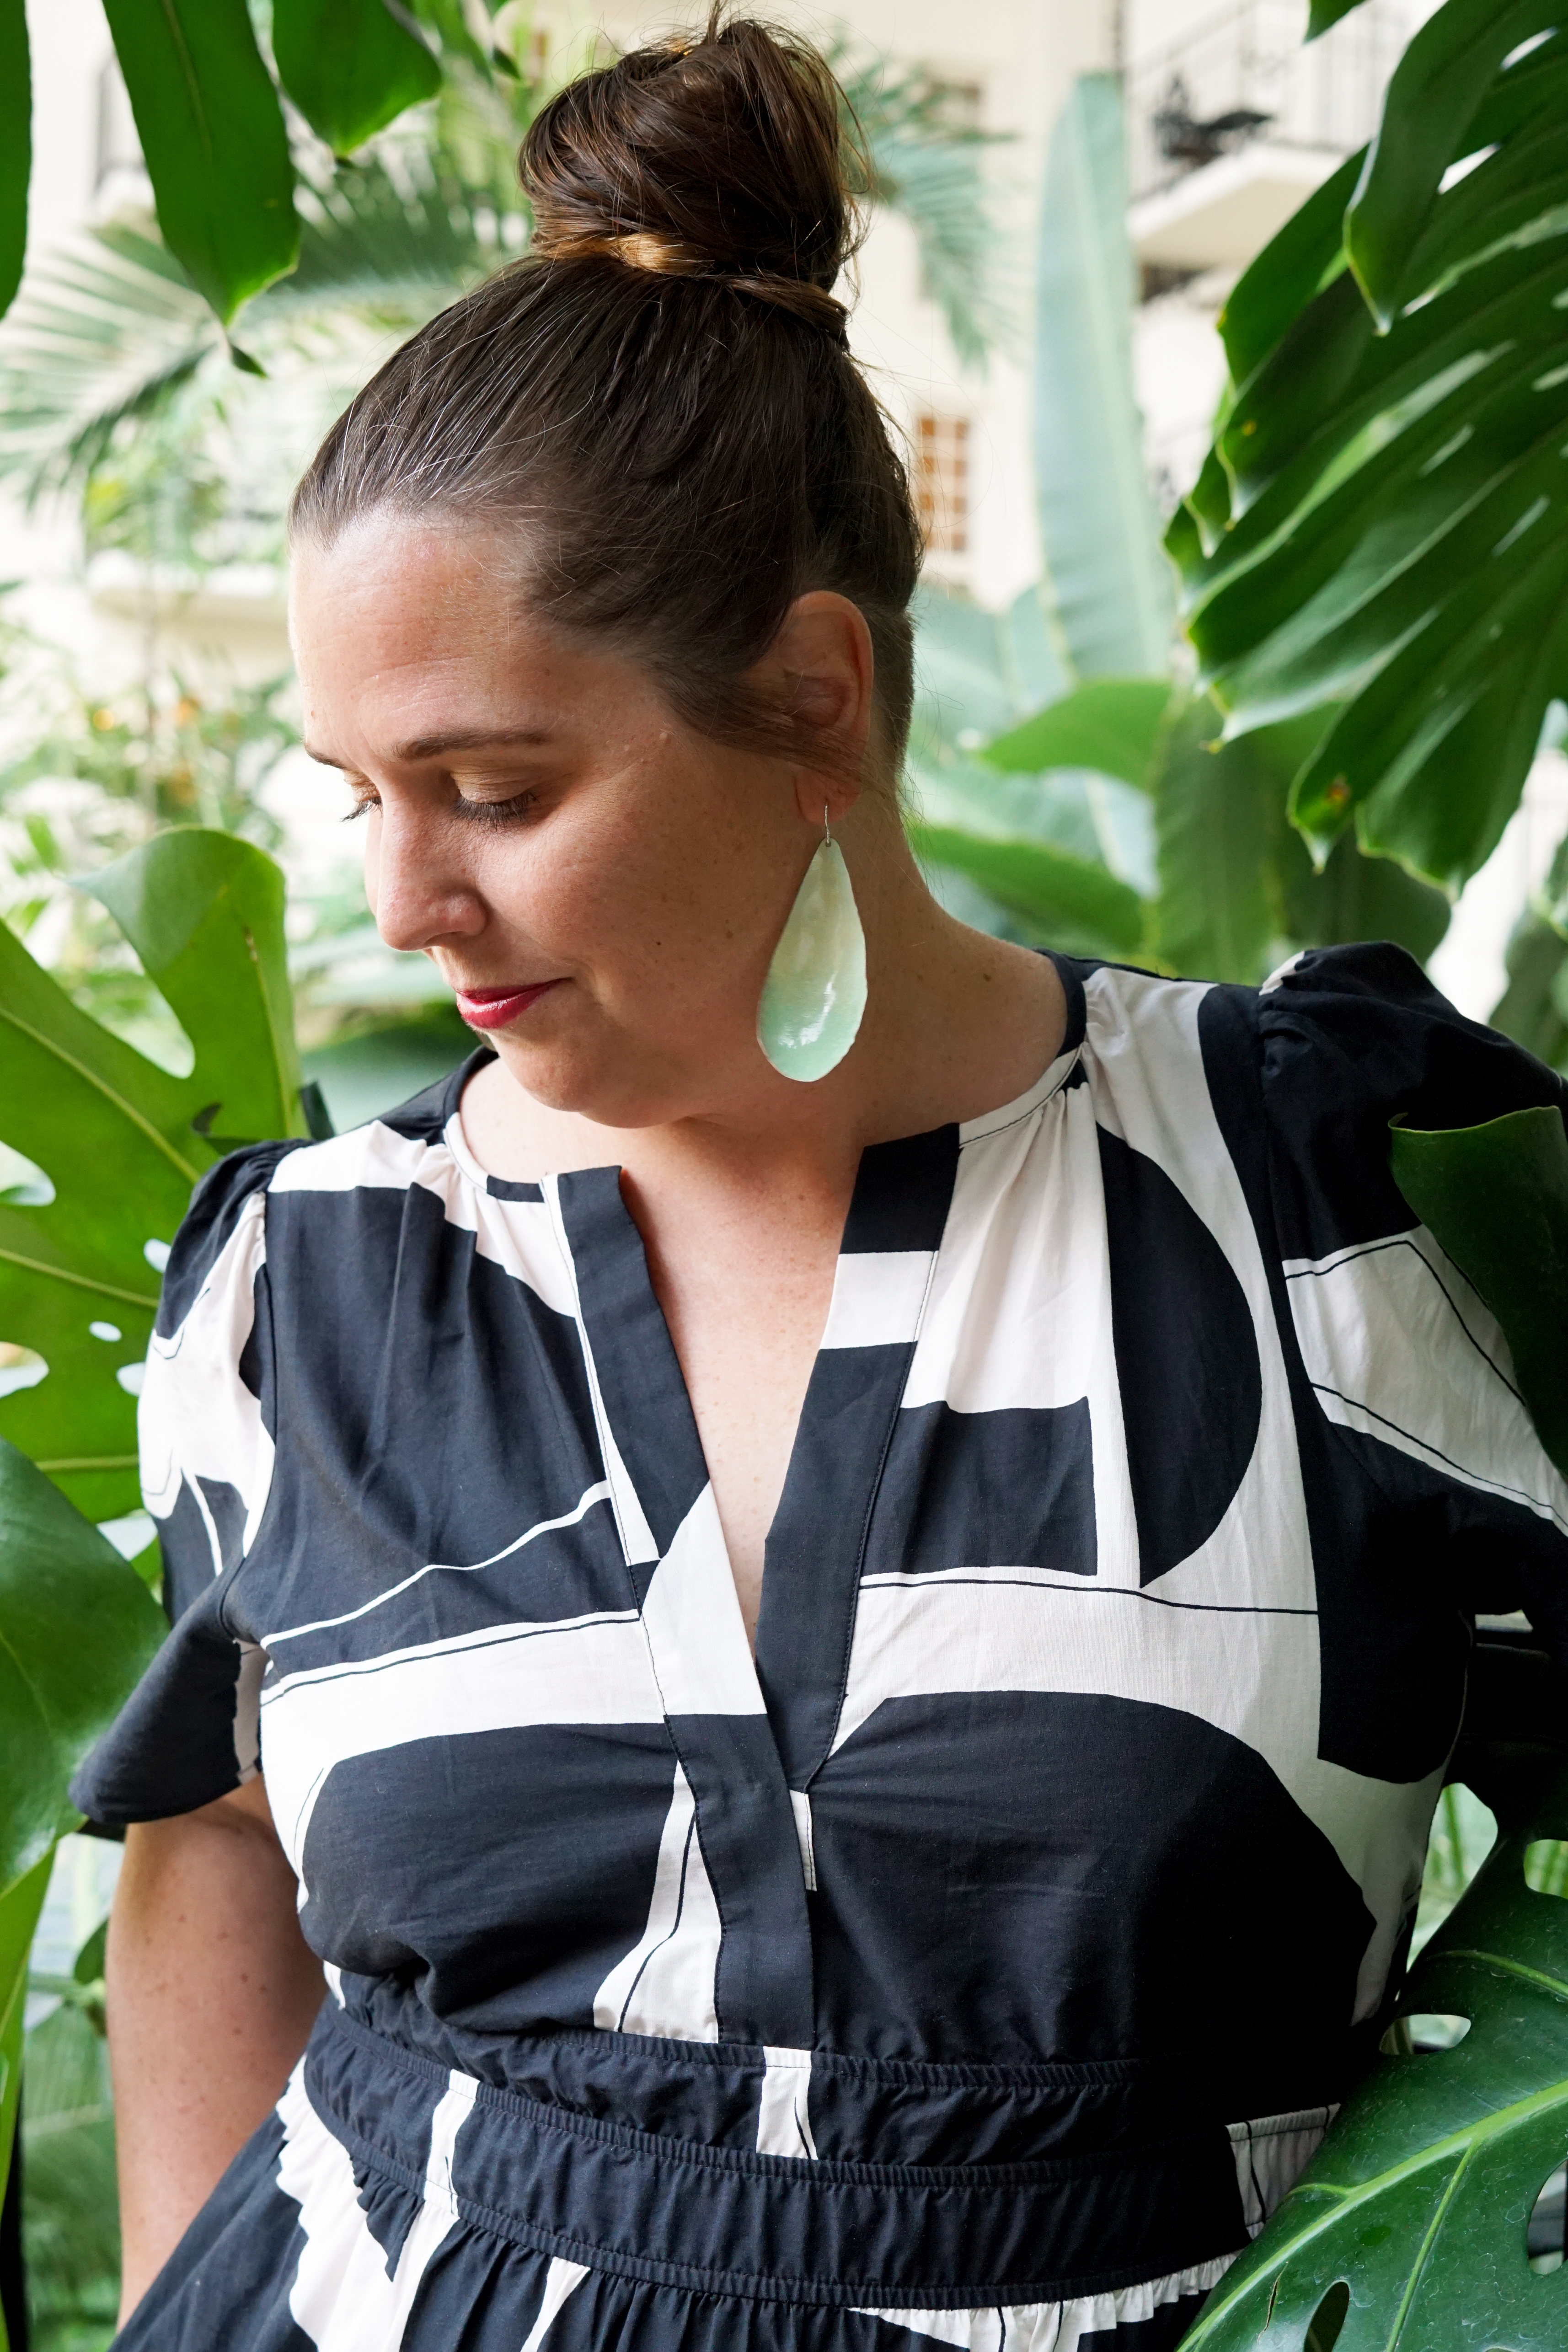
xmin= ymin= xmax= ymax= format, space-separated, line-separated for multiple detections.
xmin=107 ymin=1774 xmax=325 ymax=2325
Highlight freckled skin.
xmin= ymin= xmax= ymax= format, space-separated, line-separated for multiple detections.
xmin=110 ymin=510 xmax=1066 ymax=2323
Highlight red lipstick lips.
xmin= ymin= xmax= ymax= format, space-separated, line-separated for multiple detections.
xmin=454 ymin=980 xmax=562 ymax=1031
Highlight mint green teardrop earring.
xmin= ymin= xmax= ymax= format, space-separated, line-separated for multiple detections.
xmin=757 ymin=812 xmax=867 ymax=1082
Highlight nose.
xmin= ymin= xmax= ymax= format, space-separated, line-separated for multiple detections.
xmin=364 ymin=803 xmax=486 ymax=953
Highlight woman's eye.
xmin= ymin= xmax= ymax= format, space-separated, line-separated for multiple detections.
xmin=342 ymin=794 xmax=379 ymax=824
xmin=454 ymin=789 xmax=539 ymax=827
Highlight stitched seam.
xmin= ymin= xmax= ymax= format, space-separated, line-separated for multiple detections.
xmin=313 ymin=2095 xmax=1247 ymax=2309
xmin=316 ymin=2014 xmax=1235 ymax=2192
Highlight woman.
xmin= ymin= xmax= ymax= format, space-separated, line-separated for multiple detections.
xmin=78 ymin=16 xmax=1568 ymax=2350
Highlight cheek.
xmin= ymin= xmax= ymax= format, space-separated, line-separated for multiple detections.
xmin=490 ymin=778 xmax=753 ymax=961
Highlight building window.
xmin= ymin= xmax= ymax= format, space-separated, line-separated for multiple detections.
xmin=914 ymin=413 xmax=970 ymax=558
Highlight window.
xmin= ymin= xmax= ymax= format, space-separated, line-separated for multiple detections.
xmin=914 ymin=413 xmax=970 ymax=559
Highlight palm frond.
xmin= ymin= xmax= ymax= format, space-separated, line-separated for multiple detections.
xmin=836 ymin=54 xmax=1015 ymax=370
xmin=0 ymin=225 xmax=220 ymax=505
xmin=267 ymin=143 xmax=516 ymax=324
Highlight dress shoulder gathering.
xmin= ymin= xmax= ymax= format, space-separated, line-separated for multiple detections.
xmin=77 ymin=945 xmax=1568 ymax=2352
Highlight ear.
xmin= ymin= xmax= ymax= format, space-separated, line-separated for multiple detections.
xmin=746 ymin=591 xmax=875 ymax=826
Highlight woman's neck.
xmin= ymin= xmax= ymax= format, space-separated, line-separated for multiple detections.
xmin=459 ymin=843 xmax=1068 ymax=1197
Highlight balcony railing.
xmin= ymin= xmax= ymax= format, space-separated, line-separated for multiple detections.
xmin=1127 ymin=0 xmax=1413 ymax=204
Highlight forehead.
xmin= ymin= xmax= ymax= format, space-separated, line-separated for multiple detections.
xmin=289 ymin=512 xmax=644 ymax=757
xmin=290 ymin=512 xmax=522 ymax=667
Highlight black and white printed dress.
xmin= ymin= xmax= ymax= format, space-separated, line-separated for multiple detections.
xmin=77 ymin=944 xmax=1568 ymax=2352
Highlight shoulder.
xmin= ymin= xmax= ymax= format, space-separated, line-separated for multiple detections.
xmin=1256 ymin=943 xmax=1565 ymax=1258
xmin=157 ymin=1139 xmax=308 ymax=1338
xmin=156 ymin=1054 xmax=482 ymax=1334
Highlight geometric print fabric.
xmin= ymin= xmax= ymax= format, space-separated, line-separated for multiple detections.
xmin=77 ymin=943 xmax=1568 ymax=2350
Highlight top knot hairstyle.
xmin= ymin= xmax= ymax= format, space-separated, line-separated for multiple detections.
xmin=290 ymin=11 xmax=923 ymax=776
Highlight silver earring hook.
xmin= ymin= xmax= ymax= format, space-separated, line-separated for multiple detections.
xmin=823 ymin=805 xmax=831 ymax=846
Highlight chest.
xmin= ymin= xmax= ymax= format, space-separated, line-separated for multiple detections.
xmin=633 ymin=1186 xmax=845 ymax=1642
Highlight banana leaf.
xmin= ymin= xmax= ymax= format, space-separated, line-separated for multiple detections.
xmin=0 ymin=829 xmax=307 ymax=1520
xmin=984 ymin=680 xmax=1173 ymax=790
xmin=1168 ymin=0 xmax=1568 ymax=896
xmin=1034 ymin=76 xmax=1171 ymax=680
xmin=909 ymin=821 xmax=1148 ymax=959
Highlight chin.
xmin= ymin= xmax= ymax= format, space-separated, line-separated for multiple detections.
xmin=490 ymin=1029 xmax=672 ymax=1128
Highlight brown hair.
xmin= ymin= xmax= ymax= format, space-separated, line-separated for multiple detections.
xmin=289 ymin=13 xmax=922 ymax=778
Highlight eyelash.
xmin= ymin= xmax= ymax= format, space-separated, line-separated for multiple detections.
xmin=342 ymin=790 xmax=539 ymax=828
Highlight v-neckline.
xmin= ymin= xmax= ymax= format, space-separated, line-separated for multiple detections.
xmin=440 ymin=954 xmax=1089 ymax=1741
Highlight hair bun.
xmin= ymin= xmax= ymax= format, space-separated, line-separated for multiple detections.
xmin=520 ymin=12 xmax=864 ymax=307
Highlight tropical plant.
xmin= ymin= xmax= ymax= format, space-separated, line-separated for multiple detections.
xmin=1156 ymin=0 xmax=1568 ymax=1063
xmin=0 ymin=0 xmax=507 ymax=335
xmin=1166 ymin=0 xmax=1568 ymax=905
xmin=907 ymin=75 xmax=1452 ymax=986
xmin=0 ymin=46 xmax=1009 ymax=550
xmin=0 ymin=827 xmax=312 ymax=2349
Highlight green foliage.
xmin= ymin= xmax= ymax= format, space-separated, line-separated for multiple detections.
xmin=0 ymin=56 xmax=1006 ymax=553
xmin=909 ymin=822 xmax=1148 ymax=959
xmin=984 ymin=680 xmax=1171 ymax=789
xmin=1033 ymin=75 xmax=1171 ymax=680
xmin=0 ymin=1854 xmax=52 ymax=2343
xmin=1168 ymin=0 xmax=1568 ymax=895
xmin=1492 ymin=909 xmax=1568 ymax=1066
xmin=1182 ymin=1769 xmax=1568 ymax=2350
xmin=274 ymin=0 xmax=442 ymax=160
xmin=100 ymin=0 xmax=299 ymax=327
xmin=0 ymin=830 xmax=306 ymax=1521
xmin=22 ymin=1992 xmax=118 ymax=2352
xmin=0 ymin=1444 xmax=163 ymax=1891
xmin=0 ymin=1 xmax=27 ymax=326
xmin=1390 ymin=1105 xmax=1568 ymax=1478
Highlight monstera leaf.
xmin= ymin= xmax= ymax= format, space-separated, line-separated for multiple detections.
xmin=1182 ymin=1760 xmax=1568 ymax=2349
xmin=0 ymin=828 xmax=307 ymax=1520
xmin=0 ymin=1437 xmax=163 ymax=1890
xmin=1167 ymin=0 xmax=1568 ymax=895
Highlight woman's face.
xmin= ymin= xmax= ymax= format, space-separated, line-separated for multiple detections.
xmin=291 ymin=512 xmax=867 ymax=1127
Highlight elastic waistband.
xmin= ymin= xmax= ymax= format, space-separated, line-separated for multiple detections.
xmin=305 ymin=2007 xmax=1249 ymax=2307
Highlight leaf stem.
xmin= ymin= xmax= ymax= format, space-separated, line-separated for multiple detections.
xmin=0 ymin=1004 xmax=199 ymax=1185
xmin=0 ymin=1249 xmax=159 ymax=1312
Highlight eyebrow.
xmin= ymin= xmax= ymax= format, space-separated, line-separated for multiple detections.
xmin=303 ymin=725 xmax=555 ymax=770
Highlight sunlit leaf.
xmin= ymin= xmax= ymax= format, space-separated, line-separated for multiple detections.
xmin=273 ymin=0 xmax=441 ymax=158
xmin=101 ymin=0 xmax=298 ymax=325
